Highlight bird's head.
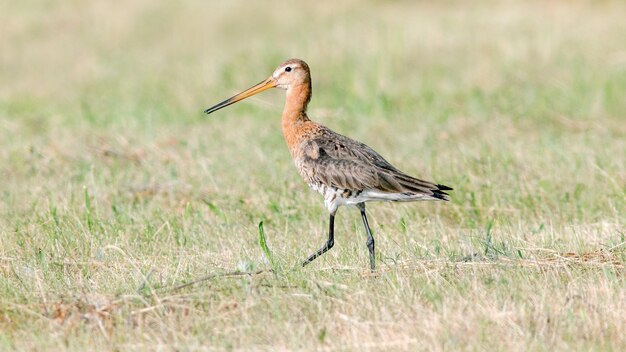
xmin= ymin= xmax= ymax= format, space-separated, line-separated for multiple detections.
xmin=204 ymin=58 xmax=311 ymax=115
xmin=271 ymin=59 xmax=310 ymax=90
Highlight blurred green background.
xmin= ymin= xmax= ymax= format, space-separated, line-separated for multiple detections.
xmin=0 ymin=0 xmax=624 ymax=350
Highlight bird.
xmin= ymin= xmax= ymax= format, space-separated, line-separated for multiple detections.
xmin=204 ymin=59 xmax=452 ymax=271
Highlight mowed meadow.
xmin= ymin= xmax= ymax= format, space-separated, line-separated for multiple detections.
xmin=1 ymin=0 xmax=625 ymax=350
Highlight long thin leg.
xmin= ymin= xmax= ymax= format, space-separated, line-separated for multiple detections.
xmin=302 ymin=213 xmax=335 ymax=267
xmin=359 ymin=205 xmax=375 ymax=271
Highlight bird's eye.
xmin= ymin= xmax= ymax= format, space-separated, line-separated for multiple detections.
xmin=285 ymin=67 xmax=292 ymax=72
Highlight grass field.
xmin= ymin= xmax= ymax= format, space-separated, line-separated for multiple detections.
xmin=1 ymin=0 xmax=625 ymax=350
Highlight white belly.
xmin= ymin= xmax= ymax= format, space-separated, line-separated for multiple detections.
xmin=309 ymin=182 xmax=437 ymax=214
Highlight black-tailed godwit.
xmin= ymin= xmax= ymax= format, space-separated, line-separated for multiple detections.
xmin=205 ymin=59 xmax=452 ymax=271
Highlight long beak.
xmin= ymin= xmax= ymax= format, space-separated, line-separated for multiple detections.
xmin=204 ymin=77 xmax=277 ymax=115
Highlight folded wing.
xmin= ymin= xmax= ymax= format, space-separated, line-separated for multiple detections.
xmin=300 ymin=128 xmax=452 ymax=201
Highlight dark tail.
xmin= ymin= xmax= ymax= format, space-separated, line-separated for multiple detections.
xmin=393 ymin=172 xmax=453 ymax=201
xmin=431 ymin=184 xmax=453 ymax=201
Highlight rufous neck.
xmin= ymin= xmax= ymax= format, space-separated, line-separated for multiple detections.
xmin=282 ymin=83 xmax=312 ymax=125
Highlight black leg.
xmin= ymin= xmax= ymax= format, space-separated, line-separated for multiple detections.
xmin=359 ymin=205 xmax=375 ymax=271
xmin=302 ymin=213 xmax=335 ymax=267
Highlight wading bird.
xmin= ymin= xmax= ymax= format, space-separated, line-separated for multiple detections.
xmin=205 ymin=59 xmax=452 ymax=271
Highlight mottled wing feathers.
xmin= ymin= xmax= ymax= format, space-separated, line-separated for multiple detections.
xmin=300 ymin=127 xmax=452 ymax=201
xmin=310 ymin=128 xmax=399 ymax=171
xmin=313 ymin=153 xmax=379 ymax=190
